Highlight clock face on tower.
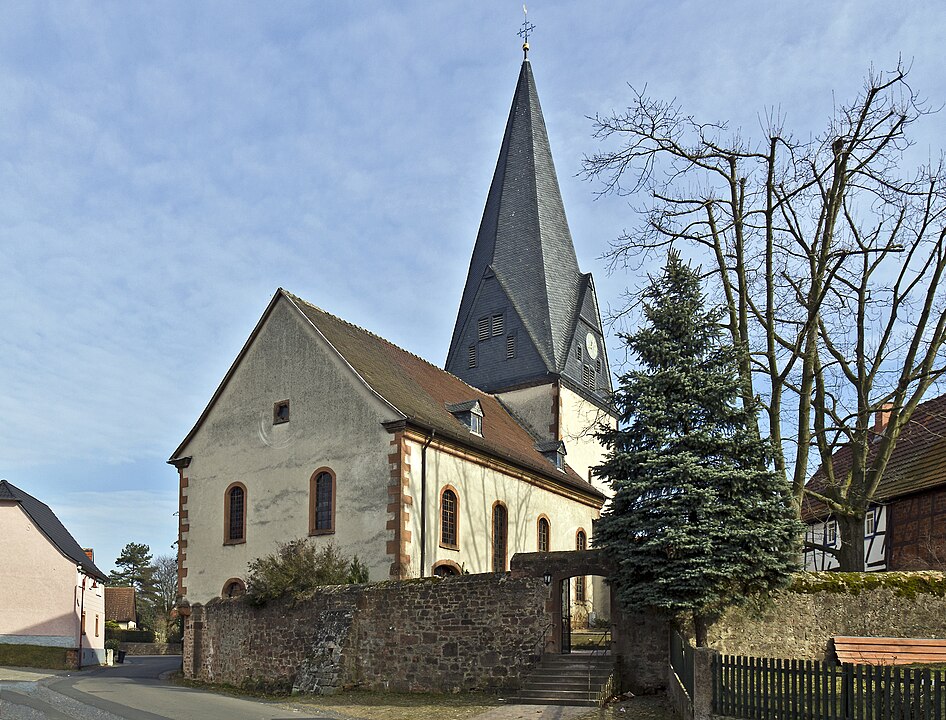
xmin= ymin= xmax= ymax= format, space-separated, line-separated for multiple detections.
xmin=585 ymin=332 xmax=598 ymax=360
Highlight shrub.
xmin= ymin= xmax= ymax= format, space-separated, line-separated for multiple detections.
xmin=104 ymin=639 xmax=121 ymax=652
xmin=0 ymin=644 xmax=73 ymax=670
xmin=117 ymin=629 xmax=155 ymax=643
xmin=348 ymin=555 xmax=370 ymax=584
xmin=245 ymin=540 xmax=368 ymax=606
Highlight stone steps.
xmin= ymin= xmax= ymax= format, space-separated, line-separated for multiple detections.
xmin=512 ymin=653 xmax=614 ymax=707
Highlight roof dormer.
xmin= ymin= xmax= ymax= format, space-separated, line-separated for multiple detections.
xmin=446 ymin=400 xmax=484 ymax=436
xmin=535 ymin=440 xmax=566 ymax=471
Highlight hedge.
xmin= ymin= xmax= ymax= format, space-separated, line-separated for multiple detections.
xmin=105 ymin=628 xmax=156 ymax=643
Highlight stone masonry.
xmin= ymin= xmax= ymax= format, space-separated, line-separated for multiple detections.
xmin=710 ymin=586 xmax=946 ymax=660
xmin=184 ymin=568 xmax=946 ymax=698
xmin=184 ymin=573 xmax=549 ymax=694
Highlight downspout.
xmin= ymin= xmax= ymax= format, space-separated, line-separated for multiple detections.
xmin=77 ymin=572 xmax=86 ymax=670
xmin=420 ymin=430 xmax=435 ymax=577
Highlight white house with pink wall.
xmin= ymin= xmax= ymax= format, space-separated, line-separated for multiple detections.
xmin=0 ymin=479 xmax=108 ymax=667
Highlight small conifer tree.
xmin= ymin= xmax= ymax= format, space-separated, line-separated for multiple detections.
xmin=594 ymin=251 xmax=801 ymax=645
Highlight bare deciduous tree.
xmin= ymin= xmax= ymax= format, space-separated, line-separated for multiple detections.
xmin=153 ymin=555 xmax=178 ymax=640
xmin=584 ymin=62 xmax=946 ymax=570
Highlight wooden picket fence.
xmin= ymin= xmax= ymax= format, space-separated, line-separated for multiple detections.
xmin=714 ymin=655 xmax=945 ymax=720
xmin=670 ymin=630 xmax=695 ymax=698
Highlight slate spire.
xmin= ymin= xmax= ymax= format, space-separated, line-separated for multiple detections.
xmin=446 ymin=59 xmax=610 ymax=403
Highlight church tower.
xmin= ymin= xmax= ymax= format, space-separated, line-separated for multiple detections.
xmin=445 ymin=52 xmax=617 ymax=490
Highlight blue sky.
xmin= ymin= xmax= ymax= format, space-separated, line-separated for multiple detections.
xmin=3 ymin=1 xmax=945 ymax=573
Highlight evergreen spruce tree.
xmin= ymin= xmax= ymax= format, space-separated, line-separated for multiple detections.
xmin=594 ymin=251 xmax=802 ymax=645
xmin=108 ymin=542 xmax=159 ymax=630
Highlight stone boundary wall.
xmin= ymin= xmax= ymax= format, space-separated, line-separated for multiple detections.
xmin=612 ymin=610 xmax=669 ymax=693
xmin=120 ymin=642 xmax=182 ymax=656
xmin=184 ymin=574 xmax=549 ymax=694
xmin=710 ymin=586 xmax=946 ymax=660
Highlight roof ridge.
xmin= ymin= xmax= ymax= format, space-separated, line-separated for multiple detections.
xmin=284 ymin=290 xmax=496 ymax=400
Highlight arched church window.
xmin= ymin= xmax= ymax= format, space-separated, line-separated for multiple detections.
xmin=575 ymin=529 xmax=587 ymax=602
xmin=224 ymin=483 xmax=246 ymax=544
xmin=492 ymin=502 xmax=508 ymax=572
xmin=222 ymin=578 xmax=246 ymax=598
xmin=433 ymin=561 xmax=462 ymax=577
xmin=309 ymin=468 xmax=336 ymax=535
xmin=440 ymin=487 xmax=459 ymax=549
xmin=537 ymin=516 xmax=551 ymax=552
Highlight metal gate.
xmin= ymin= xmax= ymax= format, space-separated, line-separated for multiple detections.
xmin=561 ymin=578 xmax=571 ymax=653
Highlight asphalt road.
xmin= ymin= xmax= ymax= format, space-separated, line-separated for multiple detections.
xmin=1 ymin=656 xmax=339 ymax=720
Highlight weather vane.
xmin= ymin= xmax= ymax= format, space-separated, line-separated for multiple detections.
xmin=518 ymin=5 xmax=535 ymax=58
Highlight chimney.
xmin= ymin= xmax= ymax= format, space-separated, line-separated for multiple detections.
xmin=874 ymin=404 xmax=893 ymax=433
xmin=83 ymin=548 xmax=94 ymax=562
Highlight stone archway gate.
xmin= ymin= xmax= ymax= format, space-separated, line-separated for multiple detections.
xmin=511 ymin=549 xmax=617 ymax=655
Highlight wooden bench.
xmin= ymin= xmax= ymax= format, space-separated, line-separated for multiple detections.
xmin=833 ymin=636 xmax=946 ymax=666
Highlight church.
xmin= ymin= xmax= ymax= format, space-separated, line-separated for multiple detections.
xmin=169 ymin=51 xmax=618 ymax=614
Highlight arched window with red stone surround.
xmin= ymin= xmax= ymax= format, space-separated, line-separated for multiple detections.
xmin=224 ymin=483 xmax=247 ymax=544
xmin=440 ymin=486 xmax=459 ymax=549
xmin=492 ymin=502 xmax=508 ymax=572
xmin=575 ymin=529 xmax=587 ymax=602
xmin=537 ymin=516 xmax=551 ymax=552
xmin=309 ymin=468 xmax=336 ymax=535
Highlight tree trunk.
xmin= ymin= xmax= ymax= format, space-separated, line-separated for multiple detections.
xmin=835 ymin=514 xmax=865 ymax=571
xmin=693 ymin=612 xmax=709 ymax=647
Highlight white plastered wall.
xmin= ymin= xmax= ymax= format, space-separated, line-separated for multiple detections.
xmin=0 ymin=503 xmax=78 ymax=646
xmin=77 ymin=569 xmax=105 ymax=666
xmin=178 ymin=297 xmax=402 ymax=604
xmin=558 ymin=385 xmax=616 ymax=497
xmin=558 ymin=386 xmax=616 ymax=621
xmin=406 ymin=437 xmax=602 ymax=613
xmin=0 ymin=502 xmax=106 ymax=663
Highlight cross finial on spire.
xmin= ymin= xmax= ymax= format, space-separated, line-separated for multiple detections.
xmin=518 ymin=5 xmax=535 ymax=59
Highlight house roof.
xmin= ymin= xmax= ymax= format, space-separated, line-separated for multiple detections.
xmin=802 ymin=392 xmax=946 ymax=521
xmin=105 ymin=586 xmax=137 ymax=623
xmin=0 ymin=479 xmax=108 ymax=581
xmin=286 ymin=292 xmax=605 ymax=504
xmin=445 ymin=59 xmax=586 ymax=379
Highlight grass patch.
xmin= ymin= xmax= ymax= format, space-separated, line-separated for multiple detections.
xmin=175 ymin=678 xmax=502 ymax=720
xmin=174 ymin=676 xmax=292 ymax=700
xmin=0 ymin=644 xmax=73 ymax=670
xmin=286 ymin=689 xmax=503 ymax=720
xmin=572 ymin=629 xmax=611 ymax=650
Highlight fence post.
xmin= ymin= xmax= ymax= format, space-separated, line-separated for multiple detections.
xmin=692 ymin=648 xmax=719 ymax=720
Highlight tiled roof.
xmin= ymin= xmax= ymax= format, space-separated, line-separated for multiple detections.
xmin=286 ymin=292 xmax=604 ymax=503
xmin=802 ymin=392 xmax=946 ymax=521
xmin=446 ymin=60 xmax=589 ymax=380
xmin=105 ymin=586 xmax=137 ymax=623
xmin=0 ymin=479 xmax=108 ymax=581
